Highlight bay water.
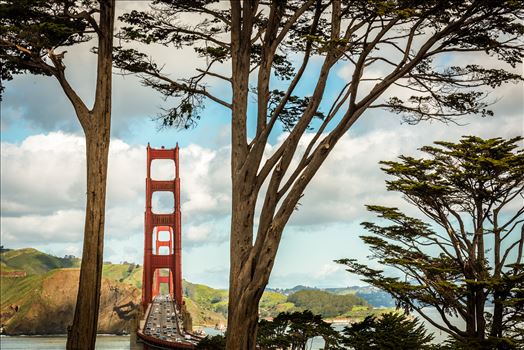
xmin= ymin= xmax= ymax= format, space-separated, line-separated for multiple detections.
xmin=0 ymin=309 xmax=481 ymax=349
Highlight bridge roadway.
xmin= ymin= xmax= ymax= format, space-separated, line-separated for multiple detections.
xmin=137 ymin=295 xmax=200 ymax=349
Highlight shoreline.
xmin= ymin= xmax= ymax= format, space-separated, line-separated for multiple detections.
xmin=0 ymin=333 xmax=129 ymax=337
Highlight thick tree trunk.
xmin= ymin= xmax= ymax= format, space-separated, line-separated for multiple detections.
xmin=226 ymin=284 xmax=262 ymax=349
xmin=226 ymin=194 xmax=261 ymax=349
xmin=226 ymin=201 xmax=282 ymax=348
xmin=66 ymin=1 xmax=114 ymax=349
xmin=66 ymin=129 xmax=110 ymax=350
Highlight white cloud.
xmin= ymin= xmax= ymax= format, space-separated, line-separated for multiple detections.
xmin=0 ymin=132 xmax=233 ymax=260
xmin=1 ymin=209 xmax=85 ymax=243
xmin=1 ymin=100 xmax=522 ymax=276
xmin=0 ymin=132 xmax=86 ymax=216
xmin=314 ymin=263 xmax=344 ymax=279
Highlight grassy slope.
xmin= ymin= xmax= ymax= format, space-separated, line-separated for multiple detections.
xmin=102 ymin=263 xmax=142 ymax=289
xmin=1 ymin=268 xmax=141 ymax=334
xmin=0 ymin=248 xmax=80 ymax=275
xmin=0 ymin=274 xmax=45 ymax=309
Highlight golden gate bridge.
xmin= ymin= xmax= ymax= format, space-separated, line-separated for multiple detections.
xmin=133 ymin=144 xmax=202 ymax=349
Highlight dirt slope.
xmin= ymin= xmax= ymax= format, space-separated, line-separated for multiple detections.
xmin=1 ymin=268 xmax=140 ymax=335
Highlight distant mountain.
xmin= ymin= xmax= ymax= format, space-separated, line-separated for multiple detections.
xmin=267 ymin=285 xmax=396 ymax=308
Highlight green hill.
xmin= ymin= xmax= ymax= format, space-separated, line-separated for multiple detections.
xmin=182 ymin=280 xmax=228 ymax=315
xmin=287 ymin=289 xmax=370 ymax=318
xmin=102 ymin=263 xmax=142 ymax=289
xmin=0 ymin=273 xmax=45 ymax=310
xmin=0 ymin=248 xmax=80 ymax=275
xmin=0 ymin=247 xmax=388 ymax=333
xmin=1 ymin=268 xmax=140 ymax=335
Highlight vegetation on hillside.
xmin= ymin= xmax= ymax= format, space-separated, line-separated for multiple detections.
xmin=0 ymin=248 xmax=79 ymax=275
xmin=180 ymin=280 xmax=373 ymax=321
xmin=268 ymin=286 xmax=396 ymax=308
xmin=1 ymin=268 xmax=140 ymax=335
xmin=1 ymin=248 xmax=387 ymax=333
xmin=102 ymin=263 xmax=142 ymax=289
xmin=288 ymin=290 xmax=369 ymax=318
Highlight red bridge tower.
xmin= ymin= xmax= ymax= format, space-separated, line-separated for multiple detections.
xmin=142 ymin=144 xmax=183 ymax=309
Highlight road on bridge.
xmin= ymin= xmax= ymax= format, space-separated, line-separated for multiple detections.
xmin=142 ymin=295 xmax=199 ymax=347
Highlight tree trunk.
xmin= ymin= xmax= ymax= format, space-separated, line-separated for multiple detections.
xmin=66 ymin=127 xmax=110 ymax=350
xmin=226 ymin=285 xmax=262 ymax=349
xmin=66 ymin=1 xmax=114 ymax=348
xmin=490 ymin=287 xmax=507 ymax=347
xmin=226 ymin=193 xmax=261 ymax=349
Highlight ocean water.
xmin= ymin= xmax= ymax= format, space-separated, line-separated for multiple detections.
xmin=0 ymin=310 xmax=489 ymax=350
xmin=0 ymin=335 xmax=130 ymax=350
xmin=0 ymin=327 xmax=221 ymax=350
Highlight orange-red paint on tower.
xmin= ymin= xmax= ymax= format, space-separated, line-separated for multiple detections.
xmin=142 ymin=144 xmax=183 ymax=309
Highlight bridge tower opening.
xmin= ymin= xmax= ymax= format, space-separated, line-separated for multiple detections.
xmin=152 ymin=226 xmax=174 ymax=298
xmin=142 ymin=144 xmax=182 ymax=309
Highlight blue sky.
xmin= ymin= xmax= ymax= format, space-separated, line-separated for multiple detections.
xmin=1 ymin=4 xmax=523 ymax=289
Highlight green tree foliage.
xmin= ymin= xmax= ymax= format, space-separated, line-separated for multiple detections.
xmin=0 ymin=0 xmax=89 ymax=94
xmin=342 ymin=312 xmax=435 ymax=350
xmin=196 ymin=334 xmax=227 ymax=350
xmin=338 ymin=136 xmax=524 ymax=349
xmin=114 ymin=1 xmax=524 ymax=346
xmin=257 ymin=310 xmax=344 ymax=350
xmin=287 ymin=290 xmax=368 ymax=318
xmin=194 ymin=310 xmax=343 ymax=350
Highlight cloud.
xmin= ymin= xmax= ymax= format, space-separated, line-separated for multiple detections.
xmin=181 ymin=144 xmax=231 ymax=222
xmin=285 ymin=107 xmax=523 ymax=226
xmin=1 ymin=96 xmax=522 ymax=287
xmin=0 ymin=132 xmax=86 ymax=217
xmin=0 ymin=132 xmax=233 ymax=259
xmin=1 ymin=209 xmax=85 ymax=244
xmin=314 ymin=262 xmax=345 ymax=279
xmin=184 ymin=220 xmax=229 ymax=246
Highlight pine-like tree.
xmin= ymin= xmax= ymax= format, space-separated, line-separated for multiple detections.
xmin=338 ymin=136 xmax=524 ymax=349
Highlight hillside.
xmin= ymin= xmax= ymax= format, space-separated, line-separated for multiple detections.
xmin=0 ymin=248 xmax=80 ymax=275
xmin=287 ymin=290 xmax=369 ymax=318
xmin=177 ymin=281 xmax=374 ymax=321
xmin=1 ymin=268 xmax=140 ymax=335
xmin=0 ymin=248 xmax=392 ymax=334
xmin=268 ymin=285 xmax=396 ymax=308
xmin=102 ymin=262 xmax=142 ymax=289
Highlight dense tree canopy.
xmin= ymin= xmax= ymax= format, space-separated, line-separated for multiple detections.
xmin=113 ymin=1 xmax=523 ymax=346
xmin=342 ymin=312 xmax=435 ymax=350
xmin=287 ymin=290 xmax=368 ymax=318
xmin=257 ymin=310 xmax=343 ymax=350
xmin=338 ymin=136 xmax=524 ymax=349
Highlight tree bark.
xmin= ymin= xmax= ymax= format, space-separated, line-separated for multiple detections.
xmin=226 ymin=190 xmax=261 ymax=349
xmin=226 ymin=279 xmax=263 ymax=349
xmin=66 ymin=1 xmax=114 ymax=349
xmin=66 ymin=129 xmax=110 ymax=350
xmin=226 ymin=2 xmax=260 ymax=348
